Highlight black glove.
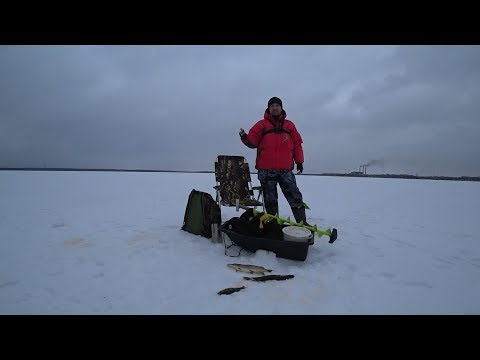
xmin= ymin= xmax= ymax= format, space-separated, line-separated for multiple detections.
xmin=296 ymin=163 xmax=303 ymax=174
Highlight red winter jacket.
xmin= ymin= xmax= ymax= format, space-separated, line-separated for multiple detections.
xmin=241 ymin=109 xmax=304 ymax=170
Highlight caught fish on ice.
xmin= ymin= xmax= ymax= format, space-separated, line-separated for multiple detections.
xmin=243 ymin=274 xmax=294 ymax=282
xmin=217 ymin=286 xmax=246 ymax=295
xmin=227 ymin=263 xmax=273 ymax=275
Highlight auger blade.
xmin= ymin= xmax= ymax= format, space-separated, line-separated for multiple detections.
xmin=328 ymin=228 xmax=338 ymax=243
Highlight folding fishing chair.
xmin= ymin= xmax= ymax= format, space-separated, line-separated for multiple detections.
xmin=213 ymin=155 xmax=265 ymax=213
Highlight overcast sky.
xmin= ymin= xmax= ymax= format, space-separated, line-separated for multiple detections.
xmin=1 ymin=45 xmax=479 ymax=176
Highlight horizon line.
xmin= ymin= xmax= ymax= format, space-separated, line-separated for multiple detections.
xmin=0 ymin=167 xmax=479 ymax=182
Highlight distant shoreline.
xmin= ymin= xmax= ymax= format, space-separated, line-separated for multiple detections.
xmin=1 ymin=168 xmax=479 ymax=182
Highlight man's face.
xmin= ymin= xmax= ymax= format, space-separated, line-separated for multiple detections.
xmin=269 ymin=103 xmax=282 ymax=116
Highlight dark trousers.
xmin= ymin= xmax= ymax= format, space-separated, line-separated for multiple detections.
xmin=257 ymin=170 xmax=304 ymax=215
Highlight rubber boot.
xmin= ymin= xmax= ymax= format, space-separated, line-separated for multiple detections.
xmin=291 ymin=206 xmax=307 ymax=224
xmin=265 ymin=202 xmax=279 ymax=216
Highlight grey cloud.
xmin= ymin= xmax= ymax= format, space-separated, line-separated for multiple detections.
xmin=0 ymin=45 xmax=479 ymax=176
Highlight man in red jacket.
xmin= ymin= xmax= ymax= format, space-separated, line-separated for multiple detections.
xmin=239 ymin=96 xmax=308 ymax=224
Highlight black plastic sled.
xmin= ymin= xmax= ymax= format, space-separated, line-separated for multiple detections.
xmin=219 ymin=222 xmax=314 ymax=261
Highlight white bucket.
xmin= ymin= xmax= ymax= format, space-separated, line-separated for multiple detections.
xmin=282 ymin=225 xmax=313 ymax=242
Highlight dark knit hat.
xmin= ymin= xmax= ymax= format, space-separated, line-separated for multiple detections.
xmin=268 ymin=97 xmax=283 ymax=108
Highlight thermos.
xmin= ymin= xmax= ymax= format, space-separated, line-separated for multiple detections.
xmin=211 ymin=223 xmax=220 ymax=243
